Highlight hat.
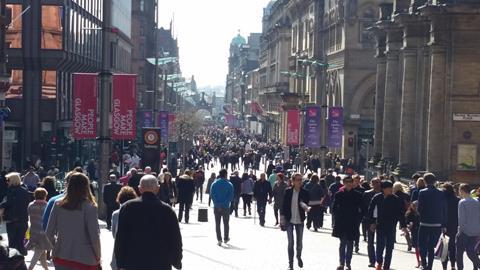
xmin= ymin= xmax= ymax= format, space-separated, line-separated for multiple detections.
xmin=381 ymin=180 xmax=393 ymax=189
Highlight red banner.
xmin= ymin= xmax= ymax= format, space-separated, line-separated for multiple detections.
xmin=72 ymin=73 xmax=97 ymax=139
xmin=168 ymin=113 xmax=176 ymax=139
xmin=286 ymin=109 xmax=300 ymax=146
xmin=112 ymin=74 xmax=137 ymax=140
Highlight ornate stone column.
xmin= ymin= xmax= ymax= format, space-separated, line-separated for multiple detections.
xmin=398 ymin=16 xmax=425 ymax=172
xmin=373 ymin=29 xmax=386 ymax=156
xmin=426 ymin=14 xmax=448 ymax=176
xmin=381 ymin=24 xmax=403 ymax=162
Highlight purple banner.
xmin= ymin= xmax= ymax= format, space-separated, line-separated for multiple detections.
xmin=304 ymin=106 xmax=321 ymax=148
xmin=142 ymin=111 xmax=153 ymax=128
xmin=158 ymin=111 xmax=169 ymax=144
xmin=328 ymin=107 xmax=343 ymax=148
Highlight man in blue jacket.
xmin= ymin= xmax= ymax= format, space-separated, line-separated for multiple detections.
xmin=210 ymin=169 xmax=234 ymax=246
xmin=417 ymin=173 xmax=446 ymax=270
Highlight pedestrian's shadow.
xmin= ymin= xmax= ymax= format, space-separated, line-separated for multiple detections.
xmin=222 ymin=244 xmax=245 ymax=250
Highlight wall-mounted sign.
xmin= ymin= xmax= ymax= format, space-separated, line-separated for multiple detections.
xmin=453 ymin=114 xmax=480 ymax=122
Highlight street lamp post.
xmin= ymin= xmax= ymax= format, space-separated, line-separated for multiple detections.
xmin=98 ymin=0 xmax=113 ymax=217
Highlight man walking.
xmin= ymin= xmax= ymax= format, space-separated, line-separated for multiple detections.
xmin=114 ymin=174 xmax=182 ymax=270
xmin=332 ymin=176 xmax=363 ymax=270
xmin=229 ymin=171 xmax=242 ymax=217
xmin=363 ymin=178 xmax=382 ymax=267
xmin=194 ymin=166 xmax=205 ymax=203
xmin=368 ymin=180 xmax=406 ymax=270
xmin=210 ymin=169 xmax=234 ymax=246
xmin=417 ymin=173 xmax=446 ymax=270
xmin=281 ymin=173 xmax=310 ymax=270
xmin=253 ymin=172 xmax=273 ymax=226
xmin=456 ymin=183 xmax=480 ymax=270
xmin=103 ymin=174 xmax=122 ymax=230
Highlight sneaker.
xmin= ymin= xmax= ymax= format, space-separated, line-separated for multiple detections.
xmin=346 ymin=265 xmax=352 ymax=270
xmin=368 ymin=263 xmax=375 ymax=268
xmin=224 ymin=238 xmax=230 ymax=244
xmin=217 ymin=241 xmax=222 ymax=246
xmin=355 ymin=246 xmax=360 ymax=253
xmin=336 ymin=266 xmax=344 ymax=270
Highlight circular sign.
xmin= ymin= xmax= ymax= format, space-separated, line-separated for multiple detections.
xmin=144 ymin=130 xmax=159 ymax=145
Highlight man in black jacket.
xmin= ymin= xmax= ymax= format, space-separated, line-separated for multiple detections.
xmin=103 ymin=174 xmax=122 ymax=230
xmin=253 ymin=173 xmax=273 ymax=226
xmin=229 ymin=171 xmax=242 ymax=217
xmin=368 ymin=180 xmax=406 ymax=270
xmin=363 ymin=178 xmax=382 ymax=267
xmin=115 ymin=174 xmax=182 ymax=270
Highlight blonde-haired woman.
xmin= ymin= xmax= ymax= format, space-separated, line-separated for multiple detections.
xmin=46 ymin=173 xmax=101 ymax=270
xmin=0 ymin=172 xmax=32 ymax=255
xmin=27 ymin=187 xmax=52 ymax=270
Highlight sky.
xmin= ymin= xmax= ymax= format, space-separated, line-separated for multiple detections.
xmin=158 ymin=0 xmax=272 ymax=88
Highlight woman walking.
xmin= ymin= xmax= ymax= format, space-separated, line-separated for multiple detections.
xmin=158 ymin=172 xmax=177 ymax=206
xmin=280 ymin=173 xmax=310 ymax=270
xmin=240 ymin=172 xmax=254 ymax=216
xmin=46 ymin=173 xmax=101 ymax=270
xmin=0 ymin=172 xmax=32 ymax=255
xmin=176 ymin=170 xmax=195 ymax=223
xmin=26 ymin=188 xmax=52 ymax=270
xmin=206 ymin=172 xmax=216 ymax=207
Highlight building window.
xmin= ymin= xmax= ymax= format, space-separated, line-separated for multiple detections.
xmin=140 ymin=0 xmax=145 ymax=12
xmin=359 ymin=7 xmax=375 ymax=47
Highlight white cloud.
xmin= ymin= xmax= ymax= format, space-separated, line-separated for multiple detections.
xmin=158 ymin=0 xmax=272 ymax=88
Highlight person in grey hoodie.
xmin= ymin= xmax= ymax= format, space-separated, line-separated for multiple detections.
xmin=456 ymin=183 xmax=480 ymax=270
xmin=240 ymin=173 xmax=254 ymax=216
xmin=273 ymin=173 xmax=288 ymax=226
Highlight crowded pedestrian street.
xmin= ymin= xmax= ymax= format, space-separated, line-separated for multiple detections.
xmin=2 ymin=160 xmax=477 ymax=270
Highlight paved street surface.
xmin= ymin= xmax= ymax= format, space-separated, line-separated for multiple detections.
xmin=2 ymin=162 xmax=475 ymax=269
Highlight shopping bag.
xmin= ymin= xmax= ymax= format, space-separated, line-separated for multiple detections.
xmin=435 ymin=234 xmax=449 ymax=261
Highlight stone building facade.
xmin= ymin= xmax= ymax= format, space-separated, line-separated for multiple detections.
xmin=372 ymin=0 xmax=480 ymax=182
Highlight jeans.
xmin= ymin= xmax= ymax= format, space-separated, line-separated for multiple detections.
xmin=195 ymin=185 xmax=203 ymax=202
xmin=241 ymin=194 xmax=252 ymax=215
xmin=286 ymin=222 xmax=304 ymax=264
xmin=214 ymin=207 xmax=230 ymax=242
xmin=418 ymin=226 xmax=442 ymax=270
xmin=376 ymin=227 xmax=396 ymax=269
xmin=367 ymin=227 xmax=376 ymax=265
xmin=178 ymin=202 xmax=191 ymax=223
xmin=106 ymin=205 xmax=117 ymax=229
xmin=257 ymin=200 xmax=267 ymax=225
xmin=6 ymin=221 xmax=28 ymax=255
xmin=230 ymin=195 xmax=240 ymax=216
xmin=274 ymin=204 xmax=281 ymax=224
xmin=306 ymin=205 xmax=323 ymax=229
xmin=339 ymin=238 xmax=354 ymax=266
xmin=456 ymin=232 xmax=480 ymax=270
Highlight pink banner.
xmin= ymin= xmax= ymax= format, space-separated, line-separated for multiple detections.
xmin=168 ymin=113 xmax=176 ymax=138
xmin=286 ymin=109 xmax=300 ymax=146
xmin=112 ymin=74 xmax=137 ymax=140
xmin=72 ymin=73 xmax=97 ymax=139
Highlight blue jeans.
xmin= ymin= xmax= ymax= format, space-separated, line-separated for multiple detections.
xmin=214 ymin=207 xmax=230 ymax=242
xmin=376 ymin=227 xmax=395 ymax=269
xmin=367 ymin=228 xmax=376 ymax=265
xmin=339 ymin=238 xmax=354 ymax=266
xmin=286 ymin=222 xmax=304 ymax=264
xmin=418 ymin=226 xmax=442 ymax=270
xmin=456 ymin=232 xmax=480 ymax=270
xmin=257 ymin=200 xmax=267 ymax=225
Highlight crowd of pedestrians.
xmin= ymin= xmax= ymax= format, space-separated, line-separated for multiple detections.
xmin=0 ymin=127 xmax=479 ymax=270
